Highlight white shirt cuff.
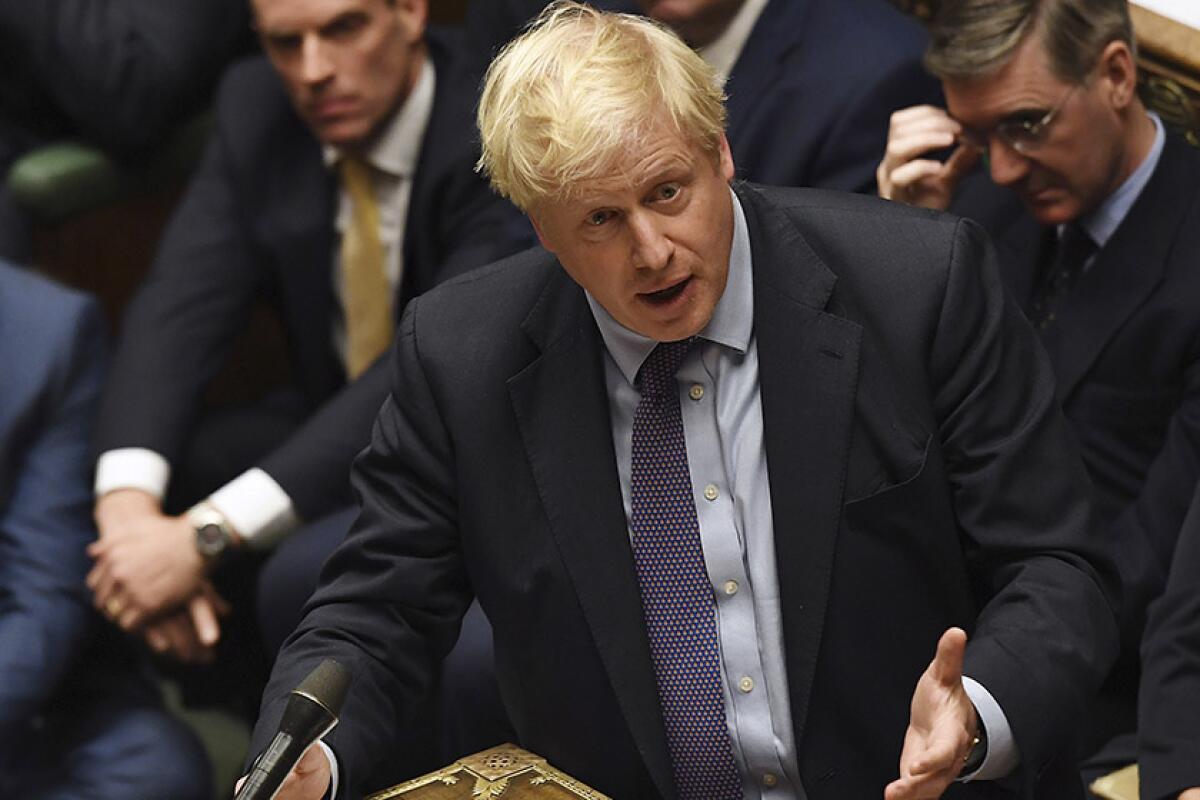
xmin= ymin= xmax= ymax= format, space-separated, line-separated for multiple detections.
xmin=318 ymin=740 xmax=339 ymax=800
xmin=961 ymin=675 xmax=1021 ymax=781
xmin=207 ymin=468 xmax=300 ymax=549
xmin=95 ymin=448 xmax=171 ymax=499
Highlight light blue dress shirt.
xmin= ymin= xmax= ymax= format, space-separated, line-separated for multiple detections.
xmin=584 ymin=189 xmax=1018 ymax=797
xmin=1076 ymin=112 xmax=1165 ymax=257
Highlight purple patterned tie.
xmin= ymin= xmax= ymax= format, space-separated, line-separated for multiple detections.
xmin=629 ymin=339 xmax=742 ymax=800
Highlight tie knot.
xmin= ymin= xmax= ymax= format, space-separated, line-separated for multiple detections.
xmin=1058 ymin=222 xmax=1097 ymax=268
xmin=636 ymin=339 xmax=694 ymax=399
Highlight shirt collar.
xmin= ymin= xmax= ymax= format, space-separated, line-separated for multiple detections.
xmin=1078 ymin=111 xmax=1164 ymax=248
xmin=586 ymin=187 xmax=754 ymax=385
xmin=697 ymin=0 xmax=770 ymax=80
xmin=322 ymin=53 xmax=436 ymax=178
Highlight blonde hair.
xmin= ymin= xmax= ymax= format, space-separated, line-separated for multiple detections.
xmin=476 ymin=1 xmax=727 ymax=212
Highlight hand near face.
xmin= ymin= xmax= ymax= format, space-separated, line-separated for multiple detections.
xmin=233 ymin=742 xmax=331 ymax=800
xmin=89 ymin=489 xmax=207 ymax=630
xmin=885 ymin=628 xmax=979 ymax=800
xmin=877 ymin=105 xmax=980 ymax=211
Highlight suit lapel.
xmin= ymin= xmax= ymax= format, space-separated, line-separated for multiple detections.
xmin=261 ymin=124 xmax=342 ymax=396
xmin=992 ymin=214 xmax=1046 ymax=316
xmin=724 ymin=0 xmax=809 ymax=144
xmin=508 ymin=272 xmax=677 ymax=799
xmin=1043 ymin=138 xmax=1193 ymax=404
xmin=736 ymin=186 xmax=862 ymax=748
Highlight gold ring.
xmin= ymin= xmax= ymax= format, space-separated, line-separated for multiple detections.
xmin=106 ymin=598 xmax=123 ymax=617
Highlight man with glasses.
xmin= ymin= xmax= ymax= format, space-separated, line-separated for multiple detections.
xmin=878 ymin=0 xmax=1200 ymax=785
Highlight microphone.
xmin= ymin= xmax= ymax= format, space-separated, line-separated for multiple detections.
xmin=236 ymin=659 xmax=350 ymax=800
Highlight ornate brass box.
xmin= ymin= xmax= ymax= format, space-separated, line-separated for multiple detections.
xmin=366 ymin=744 xmax=612 ymax=800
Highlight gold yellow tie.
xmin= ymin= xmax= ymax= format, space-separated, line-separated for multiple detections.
xmin=339 ymin=156 xmax=394 ymax=379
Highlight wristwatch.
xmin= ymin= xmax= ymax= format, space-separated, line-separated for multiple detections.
xmin=962 ymin=713 xmax=989 ymax=775
xmin=187 ymin=502 xmax=238 ymax=566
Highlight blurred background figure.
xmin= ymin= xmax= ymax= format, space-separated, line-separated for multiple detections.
xmin=465 ymin=0 xmax=944 ymax=193
xmin=0 ymin=260 xmax=211 ymax=799
xmin=0 ymin=0 xmax=254 ymax=260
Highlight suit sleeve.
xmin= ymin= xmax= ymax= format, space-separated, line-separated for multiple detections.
xmin=0 ymin=298 xmax=107 ymax=753
xmin=249 ymin=298 xmax=472 ymax=797
xmin=0 ymin=0 xmax=249 ymax=155
xmin=929 ymin=219 xmax=1121 ymax=784
xmin=96 ymin=122 xmax=262 ymax=465
xmin=1138 ymin=484 xmax=1200 ymax=800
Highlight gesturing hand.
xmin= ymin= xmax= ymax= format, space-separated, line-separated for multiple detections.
xmin=885 ymin=627 xmax=979 ymax=800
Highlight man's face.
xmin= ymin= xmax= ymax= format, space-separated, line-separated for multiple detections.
xmin=637 ymin=0 xmax=744 ymax=47
xmin=253 ymin=0 xmax=425 ymax=149
xmin=943 ymin=34 xmax=1127 ymax=225
xmin=531 ymin=126 xmax=736 ymax=343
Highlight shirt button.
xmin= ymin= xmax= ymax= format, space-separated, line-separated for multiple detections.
xmin=703 ymin=484 xmax=719 ymax=501
xmin=689 ymin=384 xmax=705 ymax=401
xmin=763 ymin=773 xmax=778 ymax=788
xmin=738 ymin=676 xmax=754 ymax=693
xmin=723 ymin=580 xmax=739 ymax=596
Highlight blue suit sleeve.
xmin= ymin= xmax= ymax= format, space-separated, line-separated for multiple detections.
xmin=0 ymin=298 xmax=108 ymax=748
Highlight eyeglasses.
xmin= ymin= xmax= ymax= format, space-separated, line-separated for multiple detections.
xmin=955 ymin=85 xmax=1078 ymax=154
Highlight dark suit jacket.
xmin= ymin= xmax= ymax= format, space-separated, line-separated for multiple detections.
xmin=1139 ymin=484 xmax=1200 ymax=800
xmin=0 ymin=0 xmax=252 ymax=162
xmin=252 ymin=184 xmax=1119 ymax=798
xmin=0 ymin=264 xmax=151 ymax=757
xmin=464 ymin=0 xmax=941 ymax=193
xmin=96 ymin=31 xmax=529 ymax=520
xmin=951 ymin=137 xmax=1200 ymax=748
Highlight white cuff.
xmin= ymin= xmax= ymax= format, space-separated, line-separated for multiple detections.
xmin=961 ymin=675 xmax=1021 ymax=781
xmin=318 ymin=740 xmax=340 ymax=799
xmin=207 ymin=468 xmax=300 ymax=550
xmin=95 ymin=448 xmax=171 ymax=499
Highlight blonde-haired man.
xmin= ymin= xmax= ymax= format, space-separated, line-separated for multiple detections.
xmin=247 ymin=4 xmax=1119 ymax=798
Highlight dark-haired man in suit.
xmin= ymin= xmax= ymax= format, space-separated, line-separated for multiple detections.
xmin=250 ymin=4 xmax=1119 ymax=798
xmin=86 ymin=0 xmax=526 ymax=704
xmin=877 ymin=0 xmax=1200 ymax=780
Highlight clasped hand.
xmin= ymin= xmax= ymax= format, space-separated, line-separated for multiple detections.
xmin=88 ymin=488 xmax=228 ymax=661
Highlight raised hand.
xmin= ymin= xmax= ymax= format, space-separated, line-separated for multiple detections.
xmin=877 ymin=105 xmax=980 ymax=211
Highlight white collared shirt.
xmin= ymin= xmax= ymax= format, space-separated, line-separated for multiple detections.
xmin=696 ymin=0 xmax=769 ymax=80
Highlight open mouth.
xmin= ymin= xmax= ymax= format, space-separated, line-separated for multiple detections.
xmin=641 ymin=277 xmax=691 ymax=306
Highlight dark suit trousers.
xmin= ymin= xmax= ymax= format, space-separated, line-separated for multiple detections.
xmin=1 ymin=692 xmax=211 ymax=799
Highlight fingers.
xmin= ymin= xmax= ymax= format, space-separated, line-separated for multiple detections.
xmin=930 ymin=627 xmax=967 ymax=686
xmin=887 ymin=159 xmax=946 ymax=192
xmin=943 ymin=144 xmax=982 ymax=183
xmin=885 ymin=769 xmax=957 ymax=800
xmin=189 ymin=593 xmax=223 ymax=648
xmin=908 ymin=723 xmax=968 ymax=777
xmin=878 ymin=105 xmax=968 ymax=209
